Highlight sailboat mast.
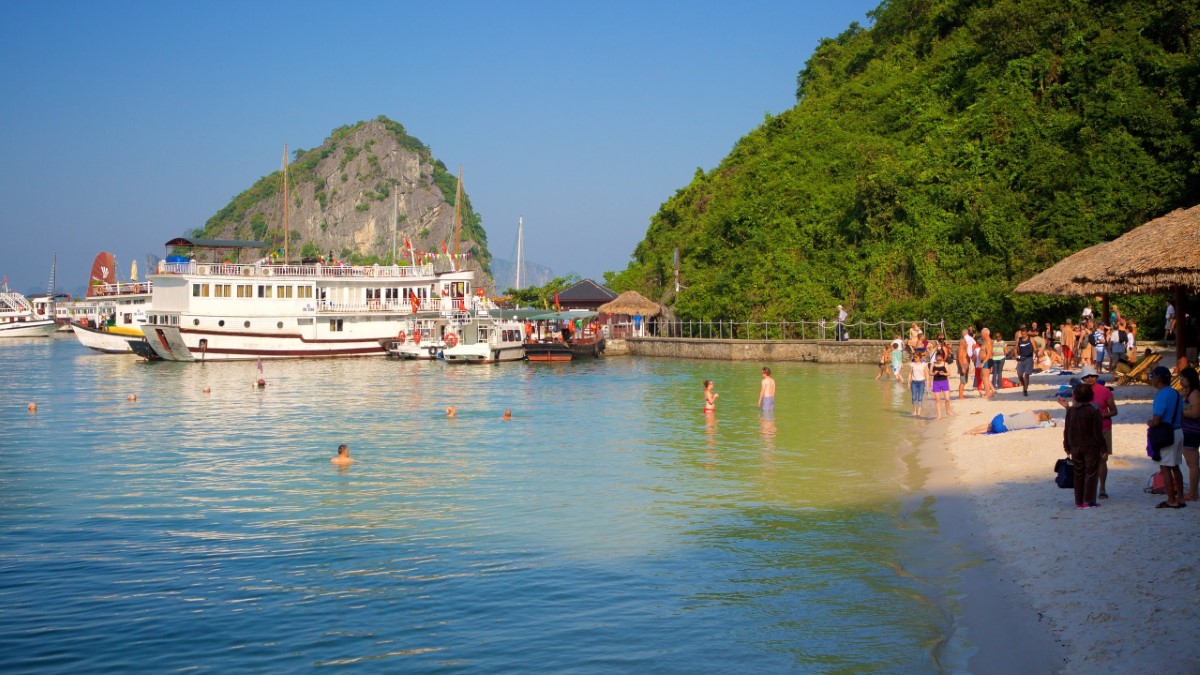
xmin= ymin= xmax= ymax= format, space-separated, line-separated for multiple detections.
xmin=282 ymin=144 xmax=290 ymax=264
xmin=47 ymin=253 xmax=57 ymax=315
xmin=392 ymin=189 xmax=398 ymax=265
xmin=515 ymin=216 xmax=524 ymax=291
xmin=453 ymin=167 xmax=462 ymax=267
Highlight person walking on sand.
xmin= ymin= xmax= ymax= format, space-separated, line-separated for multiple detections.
xmin=957 ymin=328 xmax=974 ymax=400
xmin=1148 ymin=366 xmax=1186 ymax=508
xmin=331 ymin=444 xmax=355 ymax=466
xmin=757 ymin=367 xmax=775 ymax=412
xmin=1179 ymin=367 xmax=1200 ymax=502
xmin=1079 ymin=366 xmax=1117 ymax=499
xmin=703 ymin=379 xmax=719 ymax=414
xmin=1063 ymin=383 xmax=1105 ymax=509
xmin=907 ymin=353 xmax=928 ymax=417
xmin=929 ymin=350 xmax=954 ymax=419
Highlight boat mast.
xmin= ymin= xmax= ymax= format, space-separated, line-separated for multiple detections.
xmin=47 ymin=253 xmax=57 ymax=315
xmin=282 ymin=144 xmax=290 ymax=264
xmin=515 ymin=216 xmax=524 ymax=290
xmin=392 ymin=189 xmax=398 ymax=265
xmin=453 ymin=166 xmax=462 ymax=271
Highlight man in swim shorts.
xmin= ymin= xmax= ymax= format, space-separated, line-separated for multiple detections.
xmin=758 ymin=367 xmax=776 ymax=412
xmin=331 ymin=444 xmax=355 ymax=466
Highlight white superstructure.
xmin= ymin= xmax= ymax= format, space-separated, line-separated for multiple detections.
xmin=141 ymin=259 xmax=481 ymax=361
xmin=0 ymin=287 xmax=58 ymax=337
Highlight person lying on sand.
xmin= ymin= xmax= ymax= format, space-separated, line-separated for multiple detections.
xmin=967 ymin=410 xmax=1055 ymax=434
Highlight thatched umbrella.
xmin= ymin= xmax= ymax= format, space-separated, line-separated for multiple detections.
xmin=1068 ymin=204 xmax=1200 ymax=295
xmin=598 ymin=290 xmax=662 ymax=317
xmin=1015 ymin=203 xmax=1200 ymax=357
xmin=1013 ymin=241 xmax=1114 ymax=296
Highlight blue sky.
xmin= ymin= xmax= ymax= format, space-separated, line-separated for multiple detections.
xmin=0 ymin=0 xmax=879 ymax=295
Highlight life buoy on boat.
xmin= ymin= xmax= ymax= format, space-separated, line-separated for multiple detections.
xmin=428 ymin=345 xmax=438 ymax=358
xmin=413 ymin=331 xmax=421 ymax=344
xmin=445 ymin=333 xmax=458 ymax=348
xmin=396 ymin=331 xmax=406 ymax=344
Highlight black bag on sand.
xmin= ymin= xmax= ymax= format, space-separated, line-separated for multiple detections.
xmin=1055 ymin=458 xmax=1074 ymax=489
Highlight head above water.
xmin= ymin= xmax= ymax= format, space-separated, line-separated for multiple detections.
xmin=337 ymin=444 xmax=349 ymax=456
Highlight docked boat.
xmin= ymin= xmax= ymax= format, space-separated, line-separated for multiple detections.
xmin=441 ymin=311 xmax=526 ymax=364
xmin=380 ymin=315 xmax=449 ymax=360
xmin=70 ymin=253 xmax=154 ymax=353
xmin=140 ymin=237 xmax=484 ymax=361
xmin=0 ymin=285 xmax=58 ymax=337
xmin=522 ymin=310 xmax=606 ymax=362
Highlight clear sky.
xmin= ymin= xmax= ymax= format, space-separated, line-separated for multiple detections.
xmin=0 ymin=0 xmax=879 ymax=295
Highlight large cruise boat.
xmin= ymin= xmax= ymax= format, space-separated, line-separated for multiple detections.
xmin=140 ymin=238 xmax=483 ymax=361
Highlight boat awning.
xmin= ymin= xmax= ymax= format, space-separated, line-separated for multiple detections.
xmin=163 ymin=237 xmax=272 ymax=249
xmin=527 ymin=310 xmax=598 ymax=322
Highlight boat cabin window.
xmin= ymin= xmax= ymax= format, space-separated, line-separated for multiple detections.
xmin=329 ymin=318 xmax=343 ymax=332
xmin=277 ymin=285 xmax=293 ymax=298
xmin=215 ymin=284 xmax=232 ymax=298
xmin=257 ymin=285 xmax=273 ymax=298
xmin=297 ymin=286 xmax=313 ymax=299
xmin=192 ymin=283 xmax=210 ymax=297
xmin=237 ymin=284 xmax=253 ymax=298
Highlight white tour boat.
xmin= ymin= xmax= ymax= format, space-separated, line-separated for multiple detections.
xmin=0 ymin=285 xmax=58 ymax=337
xmin=381 ymin=315 xmax=449 ymax=360
xmin=441 ymin=311 xmax=527 ymax=364
xmin=140 ymin=238 xmax=483 ymax=361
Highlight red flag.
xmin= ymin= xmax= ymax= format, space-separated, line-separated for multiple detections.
xmin=554 ymin=291 xmax=560 ymax=311
xmin=404 ymin=237 xmax=412 ymax=251
xmin=441 ymin=241 xmax=448 ymax=255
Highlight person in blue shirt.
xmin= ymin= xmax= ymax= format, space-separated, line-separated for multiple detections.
xmin=1149 ymin=366 xmax=1185 ymax=508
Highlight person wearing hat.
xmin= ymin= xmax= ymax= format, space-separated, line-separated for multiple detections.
xmin=1079 ymin=365 xmax=1118 ymax=498
xmin=1148 ymin=365 xmax=1185 ymax=508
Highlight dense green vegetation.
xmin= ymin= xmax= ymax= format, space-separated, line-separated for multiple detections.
xmin=608 ymin=0 xmax=1199 ymax=333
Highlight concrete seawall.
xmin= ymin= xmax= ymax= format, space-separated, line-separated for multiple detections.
xmin=604 ymin=337 xmax=888 ymax=364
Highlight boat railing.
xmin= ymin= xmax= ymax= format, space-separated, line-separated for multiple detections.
xmin=316 ymin=297 xmax=466 ymax=314
xmin=158 ymin=261 xmax=437 ymax=279
xmin=90 ymin=280 xmax=153 ymax=296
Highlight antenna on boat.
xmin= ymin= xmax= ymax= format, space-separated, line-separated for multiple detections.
xmin=515 ymin=216 xmax=524 ymax=291
xmin=282 ymin=144 xmax=290 ymax=265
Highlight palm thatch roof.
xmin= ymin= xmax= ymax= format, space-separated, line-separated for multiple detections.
xmin=1014 ymin=204 xmax=1200 ymax=296
xmin=1014 ymin=242 xmax=1113 ymax=296
xmin=1069 ymin=204 xmax=1200 ymax=294
xmin=598 ymin=290 xmax=662 ymax=317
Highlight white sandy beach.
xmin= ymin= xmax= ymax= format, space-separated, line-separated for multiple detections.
xmin=921 ymin=357 xmax=1200 ymax=673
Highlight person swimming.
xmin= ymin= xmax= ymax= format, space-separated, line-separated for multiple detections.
xmin=331 ymin=444 xmax=355 ymax=466
xmin=446 ymin=406 xmax=457 ymax=418
xmin=502 ymin=409 xmax=512 ymax=420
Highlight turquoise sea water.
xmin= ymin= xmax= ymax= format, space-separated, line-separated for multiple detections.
xmin=0 ymin=336 xmax=972 ymax=672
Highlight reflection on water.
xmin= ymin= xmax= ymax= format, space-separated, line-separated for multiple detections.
xmin=0 ymin=337 xmax=970 ymax=672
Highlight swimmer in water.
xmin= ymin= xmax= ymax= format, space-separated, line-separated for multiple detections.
xmin=27 ymin=402 xmax=37 ymax=413
xmin=127 ymin=393 xmax=137 ymax=402
xmin=330 ymin=444 xmax=355 ymax=466
xmin=446 ymin=406 xmax=456 ymax=418
xmin=502 ymin=409 xmax=512 ymax=420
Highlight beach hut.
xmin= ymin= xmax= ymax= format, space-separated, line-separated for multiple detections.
xmin=1015 ymin=204 xmax=1200 ymax=357
xmin=598 ymin=290 xmax=662 ymax=338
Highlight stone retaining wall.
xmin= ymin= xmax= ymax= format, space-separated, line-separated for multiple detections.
xmin=612 ymin=337 xmax=888 ymax=364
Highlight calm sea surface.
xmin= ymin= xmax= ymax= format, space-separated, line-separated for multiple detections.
xmin=0 ymin=336 xmax=974 ymax=672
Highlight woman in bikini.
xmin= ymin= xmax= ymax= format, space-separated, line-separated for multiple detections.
xmin=703 ymin=379 xmax=719 ymax=414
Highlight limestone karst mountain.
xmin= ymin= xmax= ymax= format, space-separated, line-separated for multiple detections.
xmin=193 ymin=116 xmax=494 ymax=289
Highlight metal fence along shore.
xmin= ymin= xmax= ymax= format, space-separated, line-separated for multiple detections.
xmin=609 ymin=318 xmax=947 ymax=341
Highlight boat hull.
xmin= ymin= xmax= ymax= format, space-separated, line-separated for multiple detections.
xmin=442 ymin=343 xmax=526 ymax=364
xmin=142 ymin=325 xmax=389 ymax=361
xmin=0 ymin=320 xmax=58 ymax=338
xmin=72 ymin=322 xmax=143 ymax=353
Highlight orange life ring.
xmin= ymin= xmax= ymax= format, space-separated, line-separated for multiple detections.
xmin=413 ymin=331 xmax=422 ymax=344
xmin=396 ymin=330 xmax=406 ymax=344
xmin=445 ymin=333 xmax=458 ymax=348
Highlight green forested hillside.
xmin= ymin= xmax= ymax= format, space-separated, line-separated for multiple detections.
xmin=609 ymin=0 xmax=1199 ymax=330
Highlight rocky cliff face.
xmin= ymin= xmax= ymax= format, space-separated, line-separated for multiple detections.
xmin=197 ymin=116 xmax=493 ymax=289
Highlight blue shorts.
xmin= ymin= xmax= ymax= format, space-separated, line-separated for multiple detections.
xmin=760 ymin=396 xmax=774 ymax=412
xmin=989 ymin=414 xmax=1008 ymax=433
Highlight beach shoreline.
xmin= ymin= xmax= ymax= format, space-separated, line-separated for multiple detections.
xmin=915 ymin=361 xmax=1200 ymax=674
